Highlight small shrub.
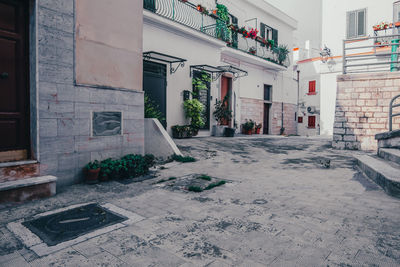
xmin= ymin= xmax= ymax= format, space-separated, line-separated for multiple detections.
xmin=197 ymin=175 xmax=211 ymax=181
xmin=171 ymin=154 xmax=196 ymax=163
xmin=85 ymin=160 xmax=100 ymax=170
xmin=188 ymin=186 xmax=203 ymax=192
xmin=205 ymin=181 xmax=226 ymax=190
xmin=168 ymin=177 xmax=177 ymax=181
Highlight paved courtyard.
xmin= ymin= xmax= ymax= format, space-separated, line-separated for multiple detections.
xmin=0 ymin=136 xmax=399 ymax=266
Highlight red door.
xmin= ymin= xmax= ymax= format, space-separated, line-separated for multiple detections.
xmin=0 ymin=0 xmax=29 ymax=161
xmin=220 ymin=76 xmax=231 ymax=126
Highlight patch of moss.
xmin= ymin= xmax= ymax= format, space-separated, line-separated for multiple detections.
xmin=168 ymin=177 xmax=177 ymax=181
xmin=188 ymin=186 xmax=203 ymax=192
xmin=172 ymin=154 xmax=196 ymax=163
xmin=205 ymin=181 xmax=226 ymax=190
xmin=197 ymin=175 xmax=211 ymax=181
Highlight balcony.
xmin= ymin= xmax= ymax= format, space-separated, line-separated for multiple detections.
xmin=143 ymin=0 xmax=230 ymax=43
xmin=143 ymin=0 xmax=289 ymax=68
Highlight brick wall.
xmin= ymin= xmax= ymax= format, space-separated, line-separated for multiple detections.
xmin=333 ymin=72 xmax=400 ymax=151
xmin=270 ymin=102 xmax=297 ymax=135
xmin=240 ymin=98 xmax=297 ymax=135
xmin=36 ymin=0 xmax=144 ymax=188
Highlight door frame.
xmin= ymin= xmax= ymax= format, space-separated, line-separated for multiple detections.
xmin=143 ymin=60 xmax=167 ymax=128
xmin=0 ymin=0 xmax=31 ymax=161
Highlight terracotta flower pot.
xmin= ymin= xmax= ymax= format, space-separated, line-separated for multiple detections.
xmin=244 ymin=129 xmax=252 ymax=135
xmin=255 ymin=128 xmax=261 ymax=134
xmin=86 ymin=168 xmax=100 ymax=184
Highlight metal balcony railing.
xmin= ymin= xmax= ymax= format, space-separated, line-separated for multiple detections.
xmin=389 ymin=94 xmax=400 ymax=131
xmin=343 ymin=34 xmax=400 ymax=74
xmin=143 ymin=0 xmax=230 ymax=42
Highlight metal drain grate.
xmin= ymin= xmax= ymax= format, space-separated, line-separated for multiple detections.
xmin=22 ymin=203 xmax=127 ymax=246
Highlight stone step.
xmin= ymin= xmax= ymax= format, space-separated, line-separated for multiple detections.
xmin=376 ymin=129 xmax=400 ymax=149
xmin=0 ymin=160 xmax=39 ymax=183
xmin=0 ymin=176 xmax=57 ymax=204
xmin=356 ymin=155 xmax=400 ymax=198
xmin=379 ymin=148 xmax=400 ymax=165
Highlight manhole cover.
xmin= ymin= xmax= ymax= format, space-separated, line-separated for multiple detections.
xmin=22 ymin=204 xmax=127 ymax=246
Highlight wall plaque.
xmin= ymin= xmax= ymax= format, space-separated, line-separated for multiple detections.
xmin=92 ymin=111 xmax=122 ymax=136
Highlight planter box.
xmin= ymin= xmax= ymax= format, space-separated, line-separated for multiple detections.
xmin=212 ymin=125 xmax=227 ymax=137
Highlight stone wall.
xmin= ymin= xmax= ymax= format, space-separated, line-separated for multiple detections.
xmin=240 ymin=98 xmax=297 ymax=135
xmin=333 ymin=72 xmax=400 ymax=151
xmin=270 ymin=102 xmax=297 ymax=135
xmin=36 ymin=0 xmax=144 ymax=188
xmin=240 ymin=98 xmax=264 ymax=133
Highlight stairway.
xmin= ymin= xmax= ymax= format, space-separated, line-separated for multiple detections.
xmin=0 ymin=161 xmax=57 ymax=204
xmin=356 ymin=130 xmax=400 ymax=198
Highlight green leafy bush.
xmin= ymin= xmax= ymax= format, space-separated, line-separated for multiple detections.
xmin=183 ymin=99 xmax=205 ymax=129
xmin=205 ymin=181 xmax=226 ymax=190
xmin=85 ymin=160 xmax=100 ymax=170
xmin=144 ymin=95 xmax=165 ymax=122
xmin=197 ymin=175 xmax=211 ymax=181
xmin=213 ymin=95 xmax=232 ymax=125
xmin=188 ymin=186 xmax=203 ymax=192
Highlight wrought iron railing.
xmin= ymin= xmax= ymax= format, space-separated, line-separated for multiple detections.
xmin=389 ymin=94 xmax=400 ymax=131
xmin=343 ymin=34 xmax=400 ymax=74
xmin=143 ymin=0 xmax=288 ymax=68
xmin=143 ymin=0 xmax=230 ymax=42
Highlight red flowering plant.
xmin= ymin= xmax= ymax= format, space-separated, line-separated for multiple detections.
xmin=246 ymin=28 xmax=259 ymax=39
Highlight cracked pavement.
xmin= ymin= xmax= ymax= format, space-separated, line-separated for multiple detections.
xmin=0 ymin=136 xmax=399 ymax=266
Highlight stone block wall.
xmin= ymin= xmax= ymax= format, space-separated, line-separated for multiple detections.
xmin=240 ymin=98 xmax=297 ymax=135
xmin=270 ymin=102 xmax=297 ymax=135
xmin=240 ymin=98 xmax=264 ymax=133
xmin=35 ymin=0 xmax=144 ymax=188
xmin=333 ymin=72 xmax=400 ymax=151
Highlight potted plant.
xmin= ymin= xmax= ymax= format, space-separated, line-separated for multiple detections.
xmin=247 ymin=28 xmax=259 ymax=39
xmin=224 ymin=127 xmax=235 ymax=137
xmin=171 ymin=125 xmax=193 ymax=139
xmin=249 ymin=47 xmax=257 ymax=55
xmin=85 ymin=160 xmax=100 ymax=184
xmin=99 ymin=158 xmax=115 ymax=181
xmin=242 ymin=119 xmax=255 ymax=135
xmin=255 ymin=123 xmax=262 ymax=134
xmin=274 ymin=44 xmax=290 ymax=65
xmin=212 ymin=95 xmax=232 ymax=137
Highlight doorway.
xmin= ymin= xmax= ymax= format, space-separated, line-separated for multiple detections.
xmin=0 ymin=0 xmax=30 ymax=162
xmin=192 ymin=71 xmax=211 ymax=130
xmin=263 ymin=104 xmax=270 ymax=134
xmin=143 ymin=60 xmax=167 ymax=128
xmin=220 ymin=76 xmax=232 ymax=126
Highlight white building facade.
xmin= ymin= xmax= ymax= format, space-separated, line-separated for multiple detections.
xmin=143 ymin=0 xmax=298 ymax=136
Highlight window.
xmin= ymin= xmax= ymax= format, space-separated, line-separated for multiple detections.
xmin=264 ymin=85 xmax=272 ymax=101
xmin=308 ymin=116 xmax=316 ymax=128
xmin=308 ymin=80 xmax=316 ymax=95
xmin=298 ymin=117 xmax=303 ymax=123
xmin=347 ymin=9 xmax=366 ymax=39
xmin=260 ymin=23 xmax=278 ymax=46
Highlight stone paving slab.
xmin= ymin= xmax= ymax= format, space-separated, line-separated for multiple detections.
xmin=0 ymin=136 xmax=399 ymax=266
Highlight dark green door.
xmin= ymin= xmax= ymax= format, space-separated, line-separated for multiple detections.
xmin=143 ymin=61 xmax=167 ymax=128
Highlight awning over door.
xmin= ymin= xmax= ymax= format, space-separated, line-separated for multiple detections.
xmin=217 ymin=65 xmax=248 ymax=80
xmin=190 ymin=65 xmax=225 ymax=81
xmin=143 ymin=51 xmax=187 ymax=74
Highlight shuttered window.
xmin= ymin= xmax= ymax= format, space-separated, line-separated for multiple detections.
xmin=347 ymin=9 xmax=366 ymax=39
xmin=260 ymin=22 xmax=278 ymax=46
xmin=308 ymin=80 xmax=316 ymax=94
xmin=308 ymin=116 xmax=316 ymax=128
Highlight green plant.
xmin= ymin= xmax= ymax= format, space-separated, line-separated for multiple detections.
xmin=274 ymin=44 xmax=290 ymax=64
xmin=216 ymin=4 xmax=229 ymax=22
xmin=192 ymin=71 xmax=211 ymax=96
xmin=85 ymin=160 xmax=100 ymax=170
xmin=144 ymin=95 xmax=165 ymax=122
xmin=242 ymin=119 xmax=255 ymax=131
xmin=171 ymin=154 xmax=196 ymax=163
xmin=188 ymin=186 xmax=203 ymax=192
xmin=183 ymin=99 xmax=205 ymax=129
xmin=205 ymin=180 xmax=226 ymax=190
xmin=198 ymin=174 xmax=212 ymax=181
xmin=213 ymin=95 xmax=232 ymax=125
xmin=255 ymin=123 xmax=262 ymax=129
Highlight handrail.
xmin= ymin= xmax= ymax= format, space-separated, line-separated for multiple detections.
xmin=389 ymin=94 xmax=400 ymax=131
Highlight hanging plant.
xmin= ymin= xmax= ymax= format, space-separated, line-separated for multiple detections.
xmin=216 ymin=4 xmax=229 ymax=23
xmin=274 ymin=44 xmax=290 ymax=64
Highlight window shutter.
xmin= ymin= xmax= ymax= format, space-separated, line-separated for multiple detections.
xmin=272 ymin=28 xmax=278 ymax=46
xmin=309 ymin=81 xmax=316 ymax=94
xmin=347 ymin=11 xmax=356 ymax=39
xmin=357 ymin=10 xmax=365 ymax=36
xmin=308 ymin=116 xmax=316 ymax=128
xmin=260 ymin=23 xmax=266 ymax=47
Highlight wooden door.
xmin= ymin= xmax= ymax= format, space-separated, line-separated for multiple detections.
xmin=220 ymin=76 xmax=231 ymax=126
xmin=0 ymin=0 xmax=29 ymax=161
xmin=263 ymin=104 xmax=270 ymax=134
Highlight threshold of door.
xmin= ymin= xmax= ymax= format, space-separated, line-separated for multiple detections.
xmin=0 ymin=149 xmax=28 ymax=163
xmin=0 ymin=159 xmax=37 ymax=168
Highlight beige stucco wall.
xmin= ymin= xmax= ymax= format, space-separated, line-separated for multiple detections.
xmin=75 ymin=0 xmax=143 ymax=91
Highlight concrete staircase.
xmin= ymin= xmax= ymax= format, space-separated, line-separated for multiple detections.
xmin=0 ymin=161 xmax=57 ymax=204
xmin=356 ymin=129 xmax=400 ymax=198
